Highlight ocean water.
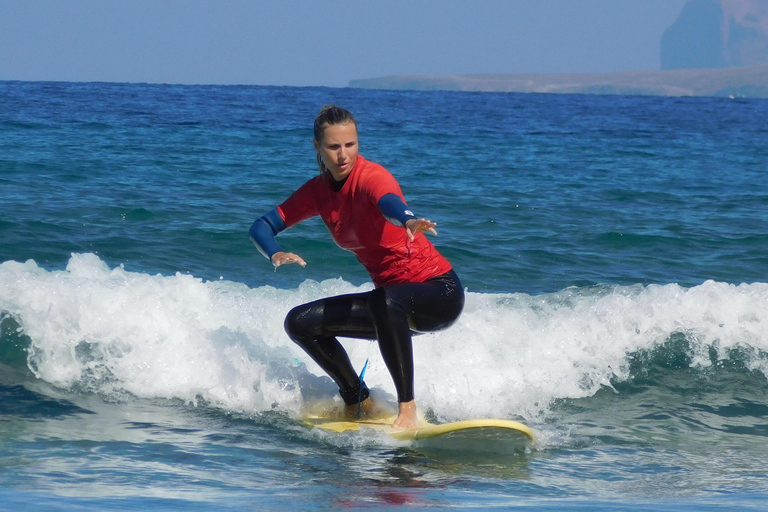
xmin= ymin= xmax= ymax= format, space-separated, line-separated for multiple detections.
xmin=2 ymin=80 xmax=768 ymax=510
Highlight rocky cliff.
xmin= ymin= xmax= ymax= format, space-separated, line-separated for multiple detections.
xmin=661 ymin=0 xmax=768 ymax=69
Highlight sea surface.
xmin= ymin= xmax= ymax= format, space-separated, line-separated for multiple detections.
xmin=2 ymin=80 xmax=768 ymax=510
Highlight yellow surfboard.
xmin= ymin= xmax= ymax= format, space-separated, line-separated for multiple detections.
xmin=304 ymin=416 xmax=535 ymax=452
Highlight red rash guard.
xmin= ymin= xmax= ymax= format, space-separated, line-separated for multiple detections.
xmin=277 ymin=155 xmax=452 ymax=287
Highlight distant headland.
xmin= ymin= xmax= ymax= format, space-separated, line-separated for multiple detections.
xmin=348 ymin=64 xmax=768 ymax=98
xmin=350 ymin=0 xmax=768 ymax=98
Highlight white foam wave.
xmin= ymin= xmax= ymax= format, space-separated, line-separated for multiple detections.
xmin=2 ymin=254 xmax=768 ymax=421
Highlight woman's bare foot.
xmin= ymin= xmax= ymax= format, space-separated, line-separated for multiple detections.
xmin=392 ymin=400 xmax=419 ymax=429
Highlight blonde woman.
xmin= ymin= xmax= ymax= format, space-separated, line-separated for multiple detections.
xmin=250 ymin=105 xmax=463 ymax=429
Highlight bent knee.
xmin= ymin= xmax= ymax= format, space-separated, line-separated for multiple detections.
xmin=284 ymin=305 xmax=311 ymax=342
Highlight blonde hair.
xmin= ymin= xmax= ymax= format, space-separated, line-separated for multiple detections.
xmin=314 ymin=105 xmax=357 ymax=174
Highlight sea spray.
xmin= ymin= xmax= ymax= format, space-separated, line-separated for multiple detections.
xmin=0 ymin=254 xmax=309 ymax=411
xmin=416 ymin=281 xmax=768 ymax=421
xmin=2 ymin=254 xmax=768 ymax=424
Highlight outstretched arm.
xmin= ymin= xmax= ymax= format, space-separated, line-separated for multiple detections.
xmin=378 ymin=193 xmax=437 ymax=241
xmin=249 ymin=208 xmax=306 ymax=267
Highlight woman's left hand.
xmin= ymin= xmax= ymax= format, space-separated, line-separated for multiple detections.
xmin=405 ymin=218 xmax=438 ymax=241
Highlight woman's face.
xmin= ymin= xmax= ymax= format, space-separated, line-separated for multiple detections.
xmin=314 ymin=122 xmax=359 ymax=181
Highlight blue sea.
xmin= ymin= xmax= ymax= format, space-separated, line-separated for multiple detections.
xmin=2 ymin=80 xmax=768 ymax=511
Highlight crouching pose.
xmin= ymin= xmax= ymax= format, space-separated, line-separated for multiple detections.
xmin=250 ymin=105 xmax=464 ymax=429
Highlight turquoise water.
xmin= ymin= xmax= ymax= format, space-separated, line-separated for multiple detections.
xmin=2 ymin=81 xmax=768 ymax=510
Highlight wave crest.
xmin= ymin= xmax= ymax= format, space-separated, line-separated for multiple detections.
xmin=2 ymin=254 xmax=767 ymax=422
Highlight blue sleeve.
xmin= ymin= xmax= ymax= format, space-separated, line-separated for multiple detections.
xmin=377 ymin=193 xmax=416 ymax=227
xmin=249 ymin=208 xmax=287 ymax=260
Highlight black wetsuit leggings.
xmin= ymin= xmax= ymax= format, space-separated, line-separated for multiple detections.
xmin=284 ymin=270 xmax=464 ymax=405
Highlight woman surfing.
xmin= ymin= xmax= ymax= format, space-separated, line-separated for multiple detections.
xmin=250 ymin=105 xmax=464 ymax=429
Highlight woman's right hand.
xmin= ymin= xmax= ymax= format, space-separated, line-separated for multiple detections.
xmin=271 ymin=251 xmax=307 ymax=268
xmin=404 ymin=218 xmax=438 ymax=241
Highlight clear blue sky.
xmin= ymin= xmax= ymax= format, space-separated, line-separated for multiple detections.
xmin=1 ymin=0 xmax=687 ymax=87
